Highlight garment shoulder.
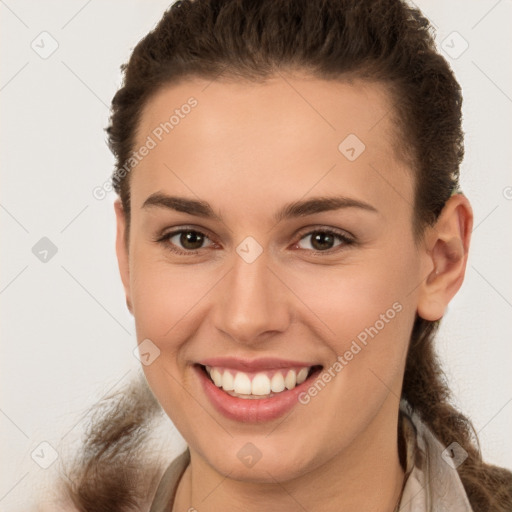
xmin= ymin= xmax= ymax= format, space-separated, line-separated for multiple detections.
xmin=150 ymin=449 xmax=191 ymax=512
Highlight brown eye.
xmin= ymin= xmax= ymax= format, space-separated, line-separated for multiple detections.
xmin=176 ymin=230 xmax=206 ymax=250
xmin=296 ymin=229 xmax=353 ymax=253
xmin=159 ymin=229 xmax=214 ymax=254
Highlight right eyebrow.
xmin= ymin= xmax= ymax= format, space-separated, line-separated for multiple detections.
xmin=142 ymin=193 xmax=223 ymax=221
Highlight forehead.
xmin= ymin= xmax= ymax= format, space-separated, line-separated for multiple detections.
xmin=131 ymin=74 xmax=413 ymax=216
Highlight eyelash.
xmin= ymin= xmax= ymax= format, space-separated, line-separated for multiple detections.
xmin=155 ymin=226 xmax=355 ymax=256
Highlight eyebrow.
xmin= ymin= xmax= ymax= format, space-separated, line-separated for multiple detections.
xmin=142 ymin=192 xmax=378 ymax=223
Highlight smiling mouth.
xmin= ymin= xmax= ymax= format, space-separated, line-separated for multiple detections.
xmin=197 ymin=364 xmax=323 ymax=399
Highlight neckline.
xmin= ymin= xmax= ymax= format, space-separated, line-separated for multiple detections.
xmin=151 ymin=410 xmax=418 ymax=512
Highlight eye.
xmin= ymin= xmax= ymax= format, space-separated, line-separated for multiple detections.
xmin=156 ymin=228 xmax=215 ymax=255
xmin=294 ymin=229 xmax=354 ymax=253
xmin=156 ymin=227 xmax=355 ymax=256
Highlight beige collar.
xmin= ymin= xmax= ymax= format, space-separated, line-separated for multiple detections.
xmin=395 ymin=399 xmax=474 ymax=511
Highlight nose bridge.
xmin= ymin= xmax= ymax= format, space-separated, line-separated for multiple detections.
xmin=213 ymin=247 xmax=289 ymax=344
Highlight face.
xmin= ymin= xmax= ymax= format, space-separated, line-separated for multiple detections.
xmin=115 ymin=74 xmax=432 ymax=482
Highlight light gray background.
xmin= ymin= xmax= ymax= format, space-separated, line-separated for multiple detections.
xmin=1 ymin=0 xmax=511 ymax=509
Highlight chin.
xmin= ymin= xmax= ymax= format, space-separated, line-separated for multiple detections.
xmin=199 ymin=441 xmax=320 ymax=484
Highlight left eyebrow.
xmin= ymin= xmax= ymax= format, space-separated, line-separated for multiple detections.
xmin=141 ymin=192 xmax=378 ymax=223
xmin=273 ymin=195 xmax=379 ymax=223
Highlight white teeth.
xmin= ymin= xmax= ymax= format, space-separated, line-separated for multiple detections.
xmin=205 ymin=366 xmax=314 ymax=397
xmin=211 ymin=368 xmax=223 ymax=387
xmin=296 ymin=367 xmax=309 ymax=385
xmin=284 ymin=370 xmax=297 ymax=390
xmin=233 ymin=372 xmax=252 ymax=394
xmin=251 ymin=373 xmax=271 ymax=395
xmin=270 ymin=372 xmax=285 ymax=392
xmin=222 ymin=370 xmax=234 ymax=391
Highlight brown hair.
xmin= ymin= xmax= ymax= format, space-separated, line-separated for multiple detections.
xmin=61 ymin=0 xmax=512 ymax=510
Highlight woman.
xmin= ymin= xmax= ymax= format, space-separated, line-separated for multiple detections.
xmin=55 ymin=0 xmax=512 ymax=511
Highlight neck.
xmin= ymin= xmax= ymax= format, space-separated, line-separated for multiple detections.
xmin=173 ymin=400 xmax=405 ymax=512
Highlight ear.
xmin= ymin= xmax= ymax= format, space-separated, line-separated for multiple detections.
xmin=417 ymin=193 xmax=473 ymax=321
xmin=114 ymin=199 xmax=133 ymax=315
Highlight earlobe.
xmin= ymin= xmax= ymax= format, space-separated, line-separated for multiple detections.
xmin=114 ymin=199 xmax=133 ymax=315
xmin=417 ymin=193 xmax=473 ymax=321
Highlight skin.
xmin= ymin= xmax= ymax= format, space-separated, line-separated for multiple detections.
xmin=114 ymin=74 xmax=473 ymax=512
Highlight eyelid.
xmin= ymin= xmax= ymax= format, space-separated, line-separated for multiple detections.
xmin=294 ymin=225 xmax=355 ymax=243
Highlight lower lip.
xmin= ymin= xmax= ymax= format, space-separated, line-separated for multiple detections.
xmin=195 ymin=365 xmax=322 ymax=423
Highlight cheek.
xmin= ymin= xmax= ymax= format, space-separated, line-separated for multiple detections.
xmin=284 ymin=255 xmax=417 ymax=438
xmin=129 ymin=243 xmax=212 ymax=342
xmin=129 ymin=250 xmax=208 ymax=426
xmin=295 ymin=249 xmax=415 ymax=330
xmin=288 ymin=242 xmax=419 ymax=379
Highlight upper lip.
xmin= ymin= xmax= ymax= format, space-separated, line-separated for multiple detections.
xmin=197 ymin=357 xmax=321 ymax=372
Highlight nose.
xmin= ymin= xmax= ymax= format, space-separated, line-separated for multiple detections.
xmin=212 ymin=250 xmax=291 ymax=346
